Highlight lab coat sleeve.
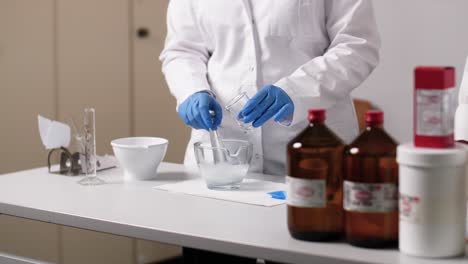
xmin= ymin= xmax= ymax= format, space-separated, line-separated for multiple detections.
xmin=275 ymin=0 xmax=380 ymax=126
xmin=159 ymin=0 xmax=211 ymax=107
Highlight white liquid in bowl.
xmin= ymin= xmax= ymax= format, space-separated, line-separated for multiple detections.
xmin=198 ymin=163 xmax=249 ymax=188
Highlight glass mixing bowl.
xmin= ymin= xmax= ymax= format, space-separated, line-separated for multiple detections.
xmin=194 ymin=139 xmax=253 ymax=190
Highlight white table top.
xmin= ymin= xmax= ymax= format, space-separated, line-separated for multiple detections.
xmin=0 ymin=162 xmax=466 ymax=264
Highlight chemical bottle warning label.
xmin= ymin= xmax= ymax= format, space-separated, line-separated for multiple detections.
xmin=343 ymin=181 xmax=397 ymax=213
xmin=286 ymin=176 xmax=326 ymax=208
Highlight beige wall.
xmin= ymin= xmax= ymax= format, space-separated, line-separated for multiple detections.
xmin=133 ymin=0 xmax=190 ymax=162
xmin=0 ymin=0 xmax=189 ymax=175
xmin=56 ymin=0 xmax=132 ymax=155
xmin=0 ymin=0 xmax=56 ymax=173
xmin=0 ymin=0 xmax=185 ymax=263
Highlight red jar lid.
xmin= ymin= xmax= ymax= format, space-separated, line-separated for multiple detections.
xmin=414 ymin=66 xmax=455 ymax=89
xmin=308 ymin=109 xmax=326 ymax=122
xmin=365 ymin=110 xmax=383 ymax=125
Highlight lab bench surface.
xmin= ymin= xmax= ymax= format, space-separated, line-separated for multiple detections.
xmin=0 ymin=162 xmax=466 ymax=264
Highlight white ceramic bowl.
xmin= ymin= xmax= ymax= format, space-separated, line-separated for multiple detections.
xmin=111 ymin=137 xmax=168 ymax=181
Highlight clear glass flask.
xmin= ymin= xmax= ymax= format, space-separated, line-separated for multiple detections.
xmin=225 ymin=92 xmax=254 ymax=132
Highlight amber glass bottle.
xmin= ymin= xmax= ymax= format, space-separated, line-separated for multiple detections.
xmin=344 ymin=111 xmax=399 ymax=248
xmin=287 ymin=109 xmax=345 ymax=241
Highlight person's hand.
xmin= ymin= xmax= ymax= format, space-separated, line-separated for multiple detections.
xmin=240 ymin=85 xmax=294 ymax=128
xmin=178 ymin=91 xmax=222 ymax=130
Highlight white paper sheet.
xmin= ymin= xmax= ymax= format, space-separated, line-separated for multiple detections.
xmin=38 ymin=115 xmax=70 ymax=149
xmin=154 ymin=178 xmax=286 ymax=207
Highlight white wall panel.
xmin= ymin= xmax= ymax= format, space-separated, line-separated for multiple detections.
xmin=354 ymin=0 xmax=468 ymax=143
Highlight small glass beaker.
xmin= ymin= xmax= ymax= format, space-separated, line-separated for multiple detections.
xmin=194 ymin=139 xmax=252 ymax=190
xmin=225 ymin=92 xmax=254 ymax=132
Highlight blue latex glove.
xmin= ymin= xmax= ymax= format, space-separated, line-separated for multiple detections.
xmin=177 ymin=91 xmax=222 ymax=130
xmin=240 ymin=84 xmax=294 ymax=128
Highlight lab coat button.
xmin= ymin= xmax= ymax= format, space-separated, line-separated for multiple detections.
xmin=255 ymin=154 xmax=261 ymax=159
xmin=249 ymin=65 xmax=255 ymax=72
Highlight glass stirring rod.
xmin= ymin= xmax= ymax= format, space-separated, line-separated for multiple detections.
xmin=209 ymin=110 xmax=228 ymax=164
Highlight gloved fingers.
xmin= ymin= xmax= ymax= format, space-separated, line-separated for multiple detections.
xmin=178 ymin=97 xmax=201 ymax=129
xmin=274 ymin=104 xmax=294 ymax=123
xmin=252 ymin=103 xmax=282 ymax=128
xmin=242 ymin=95 xmax=275 ymax=124
xmin=198 ymin=93 xmax=220 ymax=130
xmin=188 ymin=104 xmax=205 ymax=130
xmin=177 ymin=110 xmax=189 ymax=126
xmin=181 ymin=101 xmax=195 ymax=128
xmin=236 ymin=110 xmax=245 ymax=121
xmin=177 ymin=99 xmax=191 ymax=125
xmin=193 ymin=103 xmax=211 ymax=130
xmin=196 ymin=114 xmax=209 ymax=130
xmin=212 ymin=101 xmax=223 ymax=129
xmin=198 ymin=104 xmax=214 ymax=130
xmin=240 ymin=89 xmax=268 ymax=117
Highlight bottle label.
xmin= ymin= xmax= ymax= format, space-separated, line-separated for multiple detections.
xmin=343 ymin=181 xmax=397 ymax=213
xmin=416 ymin=89 xmax=455 ymax=136
xmin=399 ymin=193 xmax=422 ymax=224
xmin=399 ymin=192 xmax=460 ymax=225
xmin=286 ymin=176 xmax=326 ymax=208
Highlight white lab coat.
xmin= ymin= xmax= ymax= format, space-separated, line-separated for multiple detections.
xmin=160 ymin=0 xmax=380 ymax=176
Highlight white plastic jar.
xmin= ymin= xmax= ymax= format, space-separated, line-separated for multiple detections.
xmin=397 ymin=143 xmax=467 ymax=258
